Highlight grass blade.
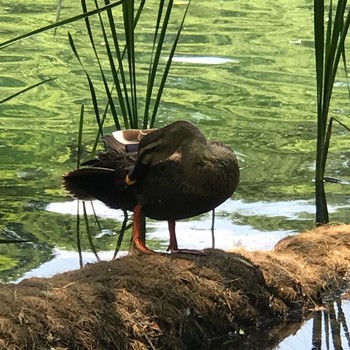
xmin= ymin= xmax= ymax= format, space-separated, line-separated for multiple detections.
xmin=143 ymin=0 xmax=167 ymax=128
xmin=82 ymin=202 xmax=100 ymax=261
xmin=77 ymin=104 xmax=85 ymax=169
xmin=0 ymin=0 xmax=126 ymax=50
xmin=123 ymin=0 xmax=138 ymax=127
xmin=150 ymin=0 xmax=191 ymax=127
xmin=68 ymin=31 xmax=103 ymax=156
xmin=0 ymin=78 xmax=56 ymax=104
xmin=112 ymin=210 xmax=130 ymax=259
xmin=76 ymin=200 xmax=83 ymax=268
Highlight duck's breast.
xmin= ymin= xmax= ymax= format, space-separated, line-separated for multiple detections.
xmin=139 ymin=148 xmax=239 ymax=220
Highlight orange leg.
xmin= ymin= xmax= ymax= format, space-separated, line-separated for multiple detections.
xmin=167 ymin=220 xmax=178 ymax=251
xmin=167 ymin=219 xmax=205 ymax=255
xmin=132 ymin=204 xmax=154 ymax=254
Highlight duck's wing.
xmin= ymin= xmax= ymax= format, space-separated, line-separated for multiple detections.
xmin=81 ymin=151 xmax=136 ymax=170
xmin=64 ymin=148 xmax=139 ymax=210
xmin=63 ymin=167 xmax=115 ymax=201
xmin=63 ymin=166 xmax=136 ymax=210
xmin=63 ymin=128 xmax=158 ymax=210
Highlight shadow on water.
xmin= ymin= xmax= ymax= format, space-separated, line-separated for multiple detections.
xmin=276 ymin=294 xmax=350 ymax=350
xmin=203 ymin=294 xmax=350 ymax=350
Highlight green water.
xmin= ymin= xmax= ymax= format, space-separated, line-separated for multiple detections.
xmin=0 ymin=0 xmax=349 ymax=281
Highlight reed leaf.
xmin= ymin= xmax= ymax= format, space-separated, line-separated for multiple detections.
xmin=123 ymin=0 xmax=138 ymax=127
xmin=75 ymin=106 xmax=85 ymax=267
xmin=0 ymin=239 xmax=30 ymax=244
xmin=91 ymin=0 xmax=122 ymax=130
xmin=112 ymin=210 xmax=130 ymax=259
xmin=68 ymin=31 xmax=103 ymax=156
xmin=76 ymin=200 xmax=83 ymax=268
xmin=150 ymin=0 xmax=192 ymax=128
xmin=314 ymin=0 xmax=350 ymax=224
xmin=68 ymin=0 xmax=191 ymax=254
xmin=54 ymin=0 xmax=64 ymax=37
xmin=82 ymin=202 xmax=100 ymax=261
xmin=0 ymin=0 xmax=126 ymax=50
xmin=69 ymin=0 xmax=191 ymax=132
xmin=143 ymin=0 xmax=167 ymax=128
xmin=105 ymin=0 xmax=134 ymax=128
xmin=0 ymin=78 xmax=56 ymax=104
xmin=77 ymin=105 xmax=85 ymax=169
xmin=82 ymin=0 xmax=122 ymax=140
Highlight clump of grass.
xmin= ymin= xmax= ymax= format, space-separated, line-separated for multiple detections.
xmin=69 ymin=0 xmax=191 ymax=148
xmin=313 ymin=0 xmax=350 ymax=224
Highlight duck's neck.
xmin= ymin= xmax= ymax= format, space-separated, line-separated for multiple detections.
xmin=181 ymin=132 xmax=208 ymax=160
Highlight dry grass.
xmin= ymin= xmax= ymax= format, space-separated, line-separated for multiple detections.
xmin=0 ymin=224 xmax=349 ymax=349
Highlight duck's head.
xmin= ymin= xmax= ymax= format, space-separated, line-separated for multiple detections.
xmin=125 ymin=120 xmax=206 ymax=185
xmin=137 ymin=120 xmax=206 ymax=165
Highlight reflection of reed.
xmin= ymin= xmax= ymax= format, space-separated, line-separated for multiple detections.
xmin=329 ymin=301 xmax=342 ymax=349
xmin=223 ymin=295 xmax=350 ymax=350
xmin=325 ymin=308 xmax=330 ymax=349
xmin=312 ymin=309 xmax=322 ymax=350
xmin=311 ymin=296 xmax=350 ymax=350
xmin=337 ymin=298 xmax=350 ymax=349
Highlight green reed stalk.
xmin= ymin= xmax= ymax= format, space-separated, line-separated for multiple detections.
xmin=70 ymin=0 xmax=191 ymax=131
xmin=0 ymin=78 xmax=56 ymax=104
xmin=75 ymin=105 xmax=85 ymax=267
xmin=0 ymin=0 xmax=126 ymax=50
xmin=313 ymin=0 xmax=350 ymax=224
xmin=72 ymin=0 xmax=191 ymax=249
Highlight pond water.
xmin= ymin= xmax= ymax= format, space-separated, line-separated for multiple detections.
xmin=0 ymin=0 xmax=350 ymax=348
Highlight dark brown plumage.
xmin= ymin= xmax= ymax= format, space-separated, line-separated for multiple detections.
xmin=63 ymin=120 xmax=240 ymax=253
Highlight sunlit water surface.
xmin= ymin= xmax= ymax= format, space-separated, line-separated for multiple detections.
xmin=1 ymin=0 xmax=350 ymax=349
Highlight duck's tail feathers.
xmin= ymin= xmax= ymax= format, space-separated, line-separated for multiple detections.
xmin=63 ymin=167 xmax=132 ymax=210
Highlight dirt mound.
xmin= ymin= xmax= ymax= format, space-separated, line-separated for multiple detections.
xmin=0 ymin=224 xmax=349 ymax=350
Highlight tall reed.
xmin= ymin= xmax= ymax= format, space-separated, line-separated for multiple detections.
xmin=68 ymin=0 xmax=191 ymax=146
xmin=313 ymin=0 xmax=350 ymax=224
xmin=69 ymin=0 xmax=191 ymax=252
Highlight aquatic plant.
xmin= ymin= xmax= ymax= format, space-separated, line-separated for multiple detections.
xmin=0 ymin=0 xmax=192 ymax=259
xmin=68 ymin=0 xmax=192 ymax=259
xmin=0 ymin=2 xmax=126 ymax=115
xmin=68 ymin=0 xmax=191 ymax=150
xmin=313 ymin=0 xmax=350 ymax=224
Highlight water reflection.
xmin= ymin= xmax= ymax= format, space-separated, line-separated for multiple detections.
xmin=171 ymin=55 xmax=238 ymax=65
xmin=0 ymin=0 xmax=349 ymax=307
xmin=193 ymin=293 xmax=350 ymax=350
xmin=0 ymin=221 xmax=54 ymax=282
xmin=276 ymin=295 xmax=350 ymax=350
xmin=46 ymin=198 xmax=306 ymax=252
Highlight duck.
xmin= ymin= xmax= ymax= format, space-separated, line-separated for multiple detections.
xmin=63 ymin=120 xmax=240 ymax=254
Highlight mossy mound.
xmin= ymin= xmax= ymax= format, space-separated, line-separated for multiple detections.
xmin=0 ymin=224 xmax=349 ymax=349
